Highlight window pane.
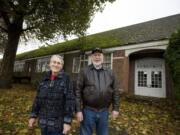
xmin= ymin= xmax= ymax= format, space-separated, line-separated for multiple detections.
xmin=138 ymin=71 xmax=147 ymax=87
xmin=103 ymin=53 xmax=111 ymax=69
xmin=80 ymin=55 xmax=88 ymax=70
xmin=36 ymin=57 xmax=50 ymax=72
xmin=14 ymin=61 xmax=25 ymax=72
xmin=72 ymin=57 xmax=80 ymax=73
xmin=151 ymin=71 xmax=162 ymax=88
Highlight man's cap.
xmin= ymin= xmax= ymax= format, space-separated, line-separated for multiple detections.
xmin=91 ymin=48 xmax=103 ymax=54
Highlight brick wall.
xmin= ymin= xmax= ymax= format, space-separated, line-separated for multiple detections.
xmin=113 ymin=50 xmax=129 ymax=93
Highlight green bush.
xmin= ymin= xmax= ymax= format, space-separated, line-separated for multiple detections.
xmin=165 ymin=29 xmax=180 ymax=99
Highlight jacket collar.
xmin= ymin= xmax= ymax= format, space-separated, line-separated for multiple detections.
xmin=89 ymin=64 xmax=105 ymax=70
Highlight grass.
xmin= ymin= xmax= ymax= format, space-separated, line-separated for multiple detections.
xmin=0 ymin=84 xmax=179 ymax=135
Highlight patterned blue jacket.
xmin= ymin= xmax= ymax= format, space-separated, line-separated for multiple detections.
xmin=30 ymin=71 xmax=75 ymax=132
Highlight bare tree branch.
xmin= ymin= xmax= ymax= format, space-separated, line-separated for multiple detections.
xmin=24 ymin=1 xmax=39 ymax=16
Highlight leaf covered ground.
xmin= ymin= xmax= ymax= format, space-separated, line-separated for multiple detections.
xmin=0 ymin=84 xmax=179 ymax=135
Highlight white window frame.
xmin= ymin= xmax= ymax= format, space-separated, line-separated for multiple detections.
xmin=103 ymin=53 xmax=113 ymax=70
xmin=36 ymin=57 xmax=50 ymax=72
xmin=14 ymin=61 xmax=25 ymax=72
xmin=72 ymin=54 xmax=89 ymax=73
xmin=80 ymin=55 xmax=88 ymax=69
xmin=72 ymin=57 xmax=81 ymax=73
xmin=72 ymin=53 xmax=113 ymax=73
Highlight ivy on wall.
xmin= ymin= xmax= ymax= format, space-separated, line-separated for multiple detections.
xmin=165 ymin=29 xmax=180 ymax=99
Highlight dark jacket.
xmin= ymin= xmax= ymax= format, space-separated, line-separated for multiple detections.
xmin=76 ymin=64 xmax=120 ymax=112
xmin=30 ymin=71 xmax=75 ymax=132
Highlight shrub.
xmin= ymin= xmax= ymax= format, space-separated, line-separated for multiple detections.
xmin=165 ymin=29 xmax=180 ymax=99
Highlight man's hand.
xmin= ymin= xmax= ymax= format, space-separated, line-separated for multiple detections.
xmin=63 ymin=124 xmax=71 ymax=134
xmin=111 ymin=111 xmax=119 ymax=120
xmin=76 ymin=112 xmax=83 ymax=122
xmin=28 ymin=118 xmax=36 ymax=129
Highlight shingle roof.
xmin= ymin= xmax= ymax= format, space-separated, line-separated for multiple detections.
xmin=99 ymin=14 xmax=180 ymax=44
xmin=16 ymin=14 xmax=180 ymax=60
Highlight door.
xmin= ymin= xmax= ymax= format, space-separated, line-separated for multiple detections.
xmin=135 ymin=58 xmax=166 ymax=98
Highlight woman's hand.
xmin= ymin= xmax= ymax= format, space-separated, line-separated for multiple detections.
xmin=63 ymin=124 xmax=71 ymax=134
xmin=111 ymin=110 xmax=119 ymax=120
xmin=76 ymin=112 xmax=83 ymax=122
xmin=28 ymin=118 xmax=36 ymax=129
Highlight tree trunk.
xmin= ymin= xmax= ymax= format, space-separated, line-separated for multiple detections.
xmin=0 ymin=23 xmax=22 ymax=88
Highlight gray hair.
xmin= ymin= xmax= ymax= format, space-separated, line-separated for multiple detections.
xmin=50 ymin=55 xmax=64 ymax=65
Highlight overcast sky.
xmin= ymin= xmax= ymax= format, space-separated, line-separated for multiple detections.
xmin=17 ymin=0 xmax=180 ymax=54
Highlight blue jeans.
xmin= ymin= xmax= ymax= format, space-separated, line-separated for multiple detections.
xmin=41 ymin=128 xmax=64 ymax=135
xmin=80 ymin=107 xmax=109 ymax=135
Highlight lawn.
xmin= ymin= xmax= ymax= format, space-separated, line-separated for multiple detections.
xmin=0 ymin=84 xmax=179 ymax=135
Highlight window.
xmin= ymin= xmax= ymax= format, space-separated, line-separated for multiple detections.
xmin=138 ymin=71 xmax=147 ymax=87
xmin=151 ymin=71 xmax=162 ymax=88
xmin=103 ymin=53 xmax=112 ymax=69
xmin=72 ymin=57 xmax=81 ymax=73
xmin=88 ymin=53 xmax=112 ymax=69
xmin=36 ymin=57 xmax=50 ymax=72
xmin=72 ymin=55 xmax=88 ymax=73
xmin=72 ymin=53 xmax=112 ymax=73
xmin=80 ymin=55 xmax=88 ymax=70
xmin=14 ymin=61 xmax=25 ymax=72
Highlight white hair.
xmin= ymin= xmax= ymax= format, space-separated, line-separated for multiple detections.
xmin=50 ymin=55 xmax=64 ymax=65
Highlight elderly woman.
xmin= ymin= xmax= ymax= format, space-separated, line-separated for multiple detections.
xmin=28 ymin=55 xmax=75 ymax=135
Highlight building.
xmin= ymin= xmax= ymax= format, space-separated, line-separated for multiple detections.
xmin=13 ymin=14 xmax=180 ymax=98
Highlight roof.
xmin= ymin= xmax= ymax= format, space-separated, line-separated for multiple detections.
xmin=16 ymin=14 xmax=180 ymax=60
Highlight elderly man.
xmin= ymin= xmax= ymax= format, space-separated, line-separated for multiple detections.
xmin=28 ymin=55 xmax=75 ymax=135
xmin=76 ymin=48 xmax=120 ymax=135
